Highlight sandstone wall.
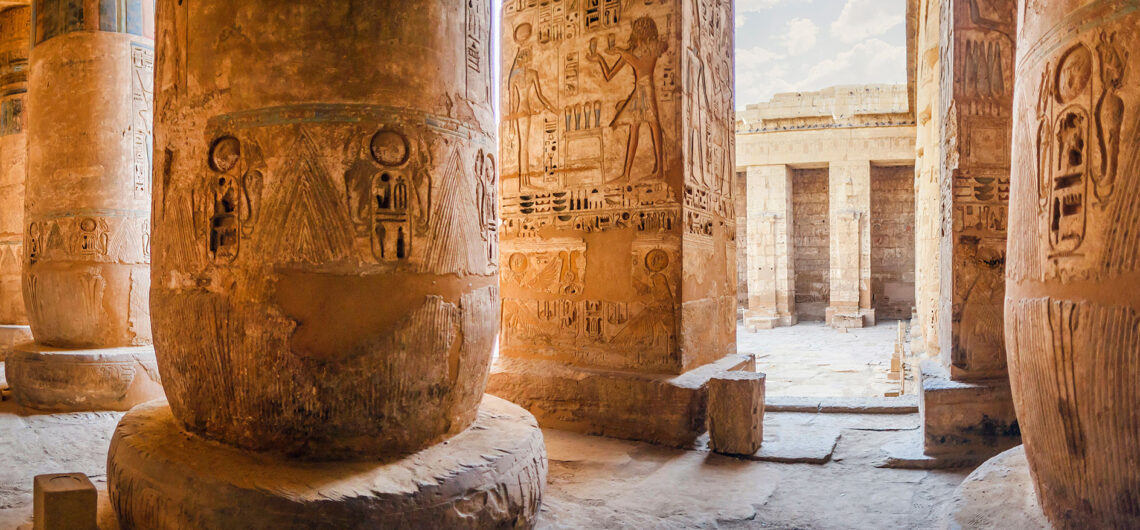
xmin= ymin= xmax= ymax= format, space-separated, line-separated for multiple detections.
xmin=791 ymin=168 xmax=829 ymax=321
xmin=871 ymin=165 xmax=917 ymax=320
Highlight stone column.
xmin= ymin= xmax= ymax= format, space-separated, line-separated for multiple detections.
xmin=5 ymin=0 xmax=163 ymax=411
xmin=826 ymin=160 xmax=874 ymax=328
xmin=912 ymin=0 xmax=943 ymax=357
xmin=913 ymin=0 xmax=1020 ymax=464
xmin=1007 ymin=2 xmax=1140 ymax=527
xmin=107 ymin=1 xmax=546 ymax=527
xmin=489 ymin=0 xmax=748 ymax=447
xmin=0 ymin=6 xmax=32 ymax=360
xmin=744 ymin=164 xmax=795 ymax=330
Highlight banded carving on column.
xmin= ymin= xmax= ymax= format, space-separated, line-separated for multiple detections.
xmin=1009 ymin=1 xmax=1140 ymax=527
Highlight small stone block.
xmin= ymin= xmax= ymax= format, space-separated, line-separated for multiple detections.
xmin=708 ymin=371 xmax=766 ymax=456
xmin=34 ymin=473 xmax=97 ymax=530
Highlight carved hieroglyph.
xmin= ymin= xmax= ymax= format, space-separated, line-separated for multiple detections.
xmin=24 ymin=2 xmax=155 ymax=349
xmin=0 ymin=7 xmax=28 ymax=328
xmin=149 ymin=0 xmax=500 ymax=460
xmin=1009 ymin=1 xmax=1140 ymax=527
xmin=500 ymin=0 xmax=736 ymax=375
xmin=941 ymin=0 xmax=1016 ymax=379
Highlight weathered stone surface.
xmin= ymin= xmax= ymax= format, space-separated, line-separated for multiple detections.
xmin=940 ymin=446 xmax=1049 ymax=530
xmin=33 ymin=473 xmax=96 ymax=530
xmin=0 ymin=324 xmax=31 ymax=362
xmin=150 ymin=0 xmax=498 ymax=460
xmin=492 ymin=0 xmax=737 ymax=444
xmin=488 ymin=353 xmax=753 ymax=447
xmin=708 ymin=371 xmax=765 ymax=456
xmin=1008 ymin=2 xmax=1140 ymax=528
xmin=918 ymin=360 xmax=1019 ymax=460
xmin=108 ymin=396 xmax=546 ymax=530
xmin=0 ymin=7 xmax=28 ymax=331
xmin=5 ymin=344 xmax=162 ymax=412
xmin=25 ymin=5 xmax=154 ymax=350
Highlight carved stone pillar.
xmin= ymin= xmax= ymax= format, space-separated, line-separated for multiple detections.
xmin=744 ymin=164 xmax=795 ymax=330
xmin=107 ymin=1 xmax=545 ymax=526
xmin=826 ymin=160 xmax=874 ymax=328
xmin=1008 ymin=2 xmax=1140 ymax=527
xmin=0 ymin=7 xmax=32 ymax=360
xmin=488 ymin=0 xmax=747 ymax=447
xmin=914 ymin=0 xmax=1020 ymax=463
xmin=5 ymin=1 xmax=163 ymax=411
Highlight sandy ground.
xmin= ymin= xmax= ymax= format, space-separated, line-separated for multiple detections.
xmin=737 ymin=321 xmax=905 ymax=398
xmin=0 ymin=380 xmax=970 ymax=530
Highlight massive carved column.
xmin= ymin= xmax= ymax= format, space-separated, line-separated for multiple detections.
xmin=488 ymin=0 xmax=746 ymax=447
xmin=1008 ymin=2 xmax=1140 ymax=527
xmin=907 ymin=0 xmax=1021 ymax=464
xmin=107 ymin=1 xmax=545 ymax=526
xmin=744 ymin=164 xmax=795 ymax=330
xmin=5 ymin=0 xmax=163 ymax=411
xmin=0 ymin=6 xmax=31 ymax=360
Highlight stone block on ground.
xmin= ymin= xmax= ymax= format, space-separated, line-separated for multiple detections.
xmin=488 ymin=354 xmax=754 ymax=447
xmin=33 ymin=473 xmax=96 ymax=530
xmin=708 ymin=371 xmax=765 ymax=456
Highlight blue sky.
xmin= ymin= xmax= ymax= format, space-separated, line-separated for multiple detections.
xmin=735 ymin=0 xmax=907 ymax=108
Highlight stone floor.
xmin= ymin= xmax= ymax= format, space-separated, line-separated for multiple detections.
xmin=738 ymin=321 xmax=905 ymax=398
xmin=0 ymin=373 xmax=972 ymax=530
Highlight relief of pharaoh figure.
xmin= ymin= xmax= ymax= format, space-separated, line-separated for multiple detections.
xmin=506 ymin=23 xmax=557 ymax=189
xmin=589 ymin=16 xmax=668 ymax=182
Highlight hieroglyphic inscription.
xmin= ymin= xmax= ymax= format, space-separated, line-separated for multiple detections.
xmin=131 ymin=43 xmax=154 ymax=200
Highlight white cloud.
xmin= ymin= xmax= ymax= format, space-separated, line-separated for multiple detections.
xmin=830 ymin=0 xmax=904 ymax=43
xmin=736 ymin=14 xmax=747 ymax=28
xmin=737 ymin=0 xmax=790 ymax=13
xmin=780 ymin=18 xmax=818 ymax=55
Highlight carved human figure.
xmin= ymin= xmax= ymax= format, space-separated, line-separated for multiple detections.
xmin=476 ymin=150 xmax=498 ymax=266
xmin=588 ymin=16 xmax=668 ymax=182
xmin=685 ymin=33 xmax=709 ymax=188
xmin=506 ymin=24 xmax=557 ymax=188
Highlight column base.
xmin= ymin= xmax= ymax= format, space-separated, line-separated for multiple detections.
xmin=918 ymin=360 xmax=1020 ymax=462
xmin=487 ymin=353 xmax=754 ymax=447
xmin=0 ymin=324 xmax=32 ymax=362
xmin=826 ymin=308 xmax=875 ymax=329
xmin=4 ymin=343 xmax=163 ymax=412
xmin=744 ymin=311 xmax=797 ymax=330
xmin=108 ymin=395 xmax=547 ymax=529
xmin=941 ymin=446 xmax=1049 ymax=529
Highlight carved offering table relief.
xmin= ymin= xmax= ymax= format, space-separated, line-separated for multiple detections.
xmin=108 ymin=2 xmax=545 ymax=527
xmin=1008 ymin=1 xmax=1140 ymax=527
xmin=5 ymin=0 xmax=162 ymax=412
xmin=491 ymin=0 xmax=743 ymax=447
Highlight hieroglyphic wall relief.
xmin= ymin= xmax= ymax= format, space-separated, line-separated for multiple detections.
xmin=500 ymin=0 xmax=735 ymax=374
xmin=942 ymin=0 xmax=1015 ymax=376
